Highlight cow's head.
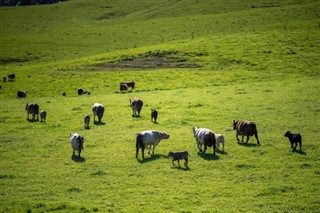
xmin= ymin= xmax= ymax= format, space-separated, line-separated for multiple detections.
xmin=233 ymin=120 xmax=238 ymax=130
xmin=192 ymin=127 xmax=199 ymax=137
xmin=284 ymin=131 xmax=291 ymax=137
xmin=161 ymin=132 xmax=170 ymax=139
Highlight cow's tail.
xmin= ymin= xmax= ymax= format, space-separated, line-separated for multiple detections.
xmin=136 ymin=133 xmax=143 ymax=158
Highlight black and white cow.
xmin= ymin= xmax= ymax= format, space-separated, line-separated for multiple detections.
xmin=17 ymin=90 xmax=27 ymax=98
xmin=92 ymin=103 xmax=104 ymax=123
xmin=70 ymin=133 xmax=84 ymax=157
xmin=25 ymin=103 xmax=39 ymax=120
xmin=130 ymin=98 xmax=143 ymax=117
xmin=192 ymin=127 xmax=216 ymax=155
xmin=136 ymin=130 xmax=170 ymax=159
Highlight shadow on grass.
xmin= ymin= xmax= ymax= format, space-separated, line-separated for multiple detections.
xmin=93 ymin=121 xmax=105 ymax=125
xmin=27 ymin=118 xmax=39 ymax=123
xmin=171 ymin=165 xmax=191 ymax=171
xmin=293 ymin=150 xmax=307 ymax=155
xmin=71 ymin=155 xmax=86 ymax=163
xmin=137 ymin=154 xmax=165 ymax=164
xmin=237 ymin=142 xmax=260 ymax=147
xmin=198 ymin=152 xmax=220 ymax=161
xmin=217 ymin=150 xmax=228 ymax=155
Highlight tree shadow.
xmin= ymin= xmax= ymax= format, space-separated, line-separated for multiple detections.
xmin=197 ymin=152 xmax=220 ymax=161
xmin=237 ymin=142 xmax=260 ymax=147
xmin=71 ymin=155 xmax=86 ymax=163
xmin=137 ymin=154 xmax=165 ymax=164
xmin=293 ymin=150 xmax=307 ymax=155
xmin=93 ymin=121 xmax=105 ymax=125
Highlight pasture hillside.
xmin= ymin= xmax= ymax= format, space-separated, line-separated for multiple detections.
xmin=1 ymin=0 xmax=320 ymax=212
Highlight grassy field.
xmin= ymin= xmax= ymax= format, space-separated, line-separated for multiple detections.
xmin=1 ymin=0 xmax=320 ymax=212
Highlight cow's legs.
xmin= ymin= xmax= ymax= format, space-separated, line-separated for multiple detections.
xmin=245 ymin=136 xmax=250 ymax=143
xmin=255 ymin=133 xmax=260 ymax=145
xmin=241 ymin=135 xmax=245 ymax=142
xmin=236 ymin=133 xmax=240 ymax=141
xmin=197 ymin=143 xmax=203 ymax=152
xmin=152 ymin=145 xmax=156 ymax=155
xmin=203 ymin=145 xmax=207 ymax=153
xmin=177 ymin=160 xmax=180 ymax=167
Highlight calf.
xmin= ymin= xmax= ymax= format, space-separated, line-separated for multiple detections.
xmin=168 ymin=151 xmax=189 ymax=167
xmin=215 ymin=134 xmax=225 ymax=152
xmin=284 ymin=131 xmax=302 ymax=151
xmin=7 ymin=73 xmax=15 ymax=81
xmin=151 ymin=109 xmax=158 ymax=123
xmin=70 ymin=133 xmax=84 ymax=157
xmin=233 ymin=120 xmax=260 ymax=145
xmin=40 ymin=110 xmax=46 ymax=122
xmin=25 ymin=103 xmax=39 ymax=120
xmin=84 ymin=114 xmax=90 ymax=129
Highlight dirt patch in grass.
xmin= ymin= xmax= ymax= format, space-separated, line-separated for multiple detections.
xmin=95 ymin=50 xmax=200 ymax=69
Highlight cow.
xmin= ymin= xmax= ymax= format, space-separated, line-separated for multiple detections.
xmin=168 ymin=151 xmax=189 ymax=167
xmin=120 ymin=81 xmax=135 ymax=89
xmin=233 ymin=120 xmax=260 ymax=145
xmin=25 ymin=103 xmax=39 ymax=120
xmin=84 ymin=114 xmax=90 ymax=129
xmin=70 ymin=133 xmax=84 ymax=157
xmin=77 ymin=88 xmax=84 ymax=95
xmin=215 ymin=134 xmax=225 ymax=152
xmin=3 ymin=77 xmax=6 ymax=82
xmin=62 ymin=92 xmax=66 ymax=96
xmin=136 ymin=130 xmax=170 ymax=159
xmin=17 ymin=90 xmax=27 ymax=98
xmin=192 ymin=127 xmax=216 ymax=155
xmin=130 ymin=98 xmax=143 ymax=117
xmin=40 ymin=110 xmax=46 ymax=122
xmin=7 ymin=73 xmax=15 ymax=81
xmin=92 ymin=103 xmax=104 ymax=123
xmin=120 ymin=83 xmax=128 ymax=91
xmin=151 ymin=109 xmax=158 ymax=123
xmin=284 ymin=131 xmax=302 ymax=151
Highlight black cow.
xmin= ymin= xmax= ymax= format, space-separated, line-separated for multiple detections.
xmin=284 ymin=131 xmax=302 ymax=151
xmin=7 ymin=73 xmax=15 ymax=81
xmin=151 ymin=109 xmax=158 ymax=123
xmin=26 ymin=103 xmax=39 ymax=120
xmin=17 ymin=90 xmax=27 ymax=98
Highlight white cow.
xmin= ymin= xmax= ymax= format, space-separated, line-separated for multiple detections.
xmin=192 ymin=127 xmax=216 ymax=155
xmin=70 ymin=133 xmax=84 ymax=157
xmin=136 ymin=130 xmax=170 ymax=159
xmin=215 ymin=134 xmax=225 ymax=152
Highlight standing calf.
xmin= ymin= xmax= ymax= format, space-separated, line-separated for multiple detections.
xmin=151 ymin=109 xmax=158 ymax=123
xmin=168 ymin=151 xmax=189 ymax=167
xmin=84 ymin=114 xmax=90 ymax=129
xmin=284 ymin=131 xmax=302 ymax=151
xmin=40 ymin=110 xmax=46 ymax=122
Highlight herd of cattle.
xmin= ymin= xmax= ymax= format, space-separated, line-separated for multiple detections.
xmin=5 ymin=74 xmax=302 ymax=168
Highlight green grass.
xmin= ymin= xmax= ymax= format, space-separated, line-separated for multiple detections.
xmin=0 ymin=0 xmax=320 ymax=212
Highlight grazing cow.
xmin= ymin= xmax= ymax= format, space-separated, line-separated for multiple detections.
xmin=84 ymin=114 xmax=90 ymax=129
xmin=62 ymin=92 xmax=66 ymax=96
xmin=284 ymin=131 xmax=302 ymax=151
xmin=168 ymin=151 xmax=189 ymax=167
xmin=121 ymin=81 xmax=135 ymax=89
xmin=17 ymin=90 xmax=27 ymax=98
xmin=233 ymin=120 xmax=260 ymax=145
xmin=151 ymin=109 xmax=158 ymax=123
xmin=40 ymin=110 xmax=46 ymax=122
xmin=77 ymin=88 xmax=84 ymax=95
xmin=120 ymin=83 xmax=128 ymax=91
xmin=3 ymin=77 xmax=6 ymax=82
xmin=130 ymin=98 xmax=143 ymax=117
xmin=70 ymin=133 xmax=84 ymax=157
xmin=25 ymin=103 xmax=39 ymax=120
xmin=7 ymin=73 xmax=15 ymax=81
xmin=92 ymin=103 xmax=104 ymax=123
xmin=192 ymin=127 xmax=216 ymax=155
xmin=215 ymin=134 xmax=225 ymax=152
xmin=136 ymin=130 xmax=170 ymax=159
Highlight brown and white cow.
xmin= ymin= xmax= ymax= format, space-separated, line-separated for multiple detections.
xmin=233 ymin=120 xmax=260 ymax=145
xmin=130 ymin=98 xmax=143 ymax=117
